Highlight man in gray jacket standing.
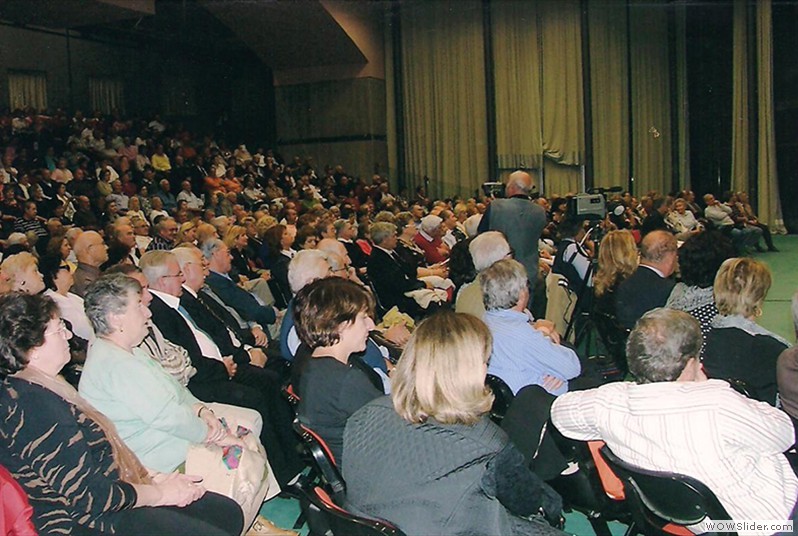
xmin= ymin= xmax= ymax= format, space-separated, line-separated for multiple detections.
xmin=478 ymin=170 xmax=547 ymax=288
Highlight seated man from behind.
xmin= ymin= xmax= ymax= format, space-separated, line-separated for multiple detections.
xmin=481 ymin=259 xmax=581 ymax=396
xmin=614 ymin=230 xmax=677 ymax=329
xmin=552 ymin=308 xmax=798 ymax=529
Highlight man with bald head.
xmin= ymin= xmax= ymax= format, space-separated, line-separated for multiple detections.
xmin=478 ymin=170 xmax=546 ymax=288
xmin=72 ymin=230 xmax=109 ymax=296
xmin=615 ymin=230 xmax=678 ymax=329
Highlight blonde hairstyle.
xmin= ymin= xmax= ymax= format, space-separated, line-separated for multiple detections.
xmin=594 ymin=230 xmax=639 ymax=296
xmin=223 ymin=225 xmax=248 ymax=249
xmin=176 ymin=221 xmax=197 ymax=244
xmin=195 ymin=223 xmax=218 ymax=246
xmin=714 ymin=257 xmax=772 ymax=318
xmin=391 ymin=312 xmax=494 ymax=425
xmin=255 ymin=215 xmax=278 ymax=238
xmin=0 ymin=252 xmax=38 ymax=289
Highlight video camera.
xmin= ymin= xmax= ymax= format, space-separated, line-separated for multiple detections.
xmin=565 ymin=186 xmax=624 ymax=221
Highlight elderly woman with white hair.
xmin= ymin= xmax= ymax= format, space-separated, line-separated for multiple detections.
xmin=0 ymin=251 xmax=45 ymax=294
xmin=455 ymin=231 xmax=511 ymax=318
xmin=413 ymin=214 xmax=449 ymax=265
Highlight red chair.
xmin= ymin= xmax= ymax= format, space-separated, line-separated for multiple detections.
xmin=300 ymin=485 xmax=405 ymax=536
xmin=293 ymin=420 xmax=346 ymax=501
xmin=0 ymin=464 xmax=36 ymax=536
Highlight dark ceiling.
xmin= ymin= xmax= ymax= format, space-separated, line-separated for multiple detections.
xmin=0 ymin=0 xmax=367 ymax=71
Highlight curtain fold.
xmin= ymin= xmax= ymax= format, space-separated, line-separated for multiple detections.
xmin=730 ymin=0 xmax=749 ymax=194
xmin=539 ymin=0 xmax=584 ymax=167
xmin=88 ymin=78 xmax=125 ymax=115
xmin=674 ymin=3 xmax=691 ymax=191
xmin=588 ymin=0 xmax=629 ymax=189
xmin=755 ymin=0 xmax=786 ymax=232
xmin=8 ymin=72 xmax=47 ymax=111
xmin=400 ymin=0 xmax=489 ymax=199
xmin=629 ymin=0 xmax=672 ymax=195
xmin=491 ymin=0 xmax=543 ymax=171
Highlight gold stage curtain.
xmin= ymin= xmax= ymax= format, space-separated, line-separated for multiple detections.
xmin=491 ymin=0 xmax=543 ymax=172
xmin=756 ymin=0 xmax=786 ymax=232
xmin=491 ymin=0 xmax=584 ymax=196
xmin=588 ymin=0 xmax=629 ymax=190
xmin=731 ymin=0 xmax=750 ymax=195
xmin=629 ymin=0 xmax=672 ymax=196
xmin=399 ymin=0 xmax=489 ymax=199
xmin=539 ymin=0 xmax=584 ymax=168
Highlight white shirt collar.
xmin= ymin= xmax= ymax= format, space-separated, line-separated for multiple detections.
xmin=150 ymin=289 xmax=180 ymax=308
xmin=640 ymin=264 xmax=666 ymax=278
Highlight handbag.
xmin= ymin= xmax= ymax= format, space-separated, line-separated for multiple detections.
xmin=186 ymin=417 xmax=278 ymax=530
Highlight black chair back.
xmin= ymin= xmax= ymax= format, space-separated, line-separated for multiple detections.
xmin=301 ymin=485 xmax=406 ymax=536
xmin=598 ymin=445 xmax=735 ymax=535
xmin=294 ymin=420 xmax=346 ymax=500
xmin=592 ymin=309 xmax=630 ymax=375
xmin=485 ymin=374 xmax=514 ymax=423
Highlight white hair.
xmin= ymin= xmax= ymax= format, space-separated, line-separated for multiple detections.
xmin=464 ymin=214 xmax=482 ymax=237
xmin=469 ymin=231 xmax=511 ymax=272
xmin=420 ymin=215 xmax=443 ymax=234
xmin=288 ymin=249 xmax=330 ymax=293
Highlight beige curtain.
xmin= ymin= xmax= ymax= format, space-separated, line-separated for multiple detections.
xmin=730 ymin=0 xmax=750 ymax=194
xmin=539 ymin=0 xmax=584 ymax=167
xmin=490 ymin=0 xmax=583 ymax=196
xmin=755 ymin=0 xmax=786 ymax=232
xmin=8 ymin=71 xmax=47 ymax=111
xmin=88 ymin=78 xmax=125 ymax=115
xmin=587 ymin=0 xmax=629 ymax=189
xmin=491 ymin=1 xmax=543 ymax=171
xmin=673 ymin=3 xmax=691 ymax=191
xmin=400 ymin=0 xmax=489 ymax=199
xmin=629 ymin=0 xmax=672 ymax=196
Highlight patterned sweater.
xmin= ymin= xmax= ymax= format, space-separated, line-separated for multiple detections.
xmin=0 ymin=377 xmax=136 ymax=535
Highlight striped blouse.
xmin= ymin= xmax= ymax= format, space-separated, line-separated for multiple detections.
xmin=0 ymin=377 xmax=136 ymax=535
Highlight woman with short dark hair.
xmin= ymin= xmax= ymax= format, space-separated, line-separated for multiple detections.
xmin=292 ymin=277 xmax=383 ymax=462
xmin=0 ymin=292 xmax=242 ymax=536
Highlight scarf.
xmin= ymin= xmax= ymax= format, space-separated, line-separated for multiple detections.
xmin=14 ymin=366 xmax=151 ymax=485
xmin=665 ymin=283 xmax=715 ymax=312
xmin=711 ymin=314 xmax=792 ymax=348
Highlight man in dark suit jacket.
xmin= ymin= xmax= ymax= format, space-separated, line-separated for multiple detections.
xmin=201 ymin=238 xmax=278 ymax=328
xmin=368 ymin=222 xmax=427 ymax=318
xmin=141 ymin=250 xmax=303 ymax=485
xmin=615 ymin=230 xmax=678 ymax=329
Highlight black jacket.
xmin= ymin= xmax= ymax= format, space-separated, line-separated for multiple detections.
xmin=615 ymin=266 xmax=675 ymax=329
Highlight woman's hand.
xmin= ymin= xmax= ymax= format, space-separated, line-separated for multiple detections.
xmin=156 ymin=472 xmax=206 ymax=507
xmin=197 ymin=406 xmax=227 ymax=444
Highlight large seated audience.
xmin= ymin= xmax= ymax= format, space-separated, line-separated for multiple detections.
xmin=0 ymin=107 xmax=797 ymax=535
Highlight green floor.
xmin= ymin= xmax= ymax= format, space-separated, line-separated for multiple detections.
xmin=261 ymin=235 xmax=798 ymax=536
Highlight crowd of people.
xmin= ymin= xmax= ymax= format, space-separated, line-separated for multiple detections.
xmin=0 ymin=107 xmax=796 ymax=536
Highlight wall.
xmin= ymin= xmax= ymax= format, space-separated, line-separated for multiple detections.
xmin=273 ymin=2 xmax=387 ymax=181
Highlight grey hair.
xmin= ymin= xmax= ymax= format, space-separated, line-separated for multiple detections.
xmin=200 ymin=238 xmax=225 ymax=260
xmin=84 ymin=273 xmax=142 ymax=336
xmin=479 ymin=259 xmax=527 ymax=311
xmin=139 ymin=250 xmax=175 ymax=285
xmin=171 ymin=244 xmax=201 ymax=269
xmin=326 ymin=251 xmax=346 ymax=273
xmin=370 ymin=222 xmax=397 ymax=246
xmin=464 ymin=214 xmax=482 ymax=237
xmin=288 ymin=249 xmax=330 ymax=293
xmin=6 ymin=232 xmax=28 ymax=246
xmin=155 ymin=217 xmax=176 ymax=234
xmin=626 ymin=308 xmax=702 ymax=384
xmin=469 ymin=231 xmax=510 ymax=272
xmin=420 ymin=215 xmax=442 ymax=234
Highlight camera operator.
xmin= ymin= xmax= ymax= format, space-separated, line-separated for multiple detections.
xmin=551 ymin=217 xmax=594 ymax=299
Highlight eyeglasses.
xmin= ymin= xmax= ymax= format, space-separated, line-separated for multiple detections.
xmin=162 ymin=271 xmax=184 ymax=279
xmin=45 ymin=319 xmax=70 ymax=338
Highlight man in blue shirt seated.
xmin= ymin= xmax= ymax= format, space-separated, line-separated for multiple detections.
xmin=481 ymin=258 xmax=581 ymax=395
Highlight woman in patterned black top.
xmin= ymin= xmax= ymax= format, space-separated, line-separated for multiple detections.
xmin=0 ymin=292 xmax=242 ymax=536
